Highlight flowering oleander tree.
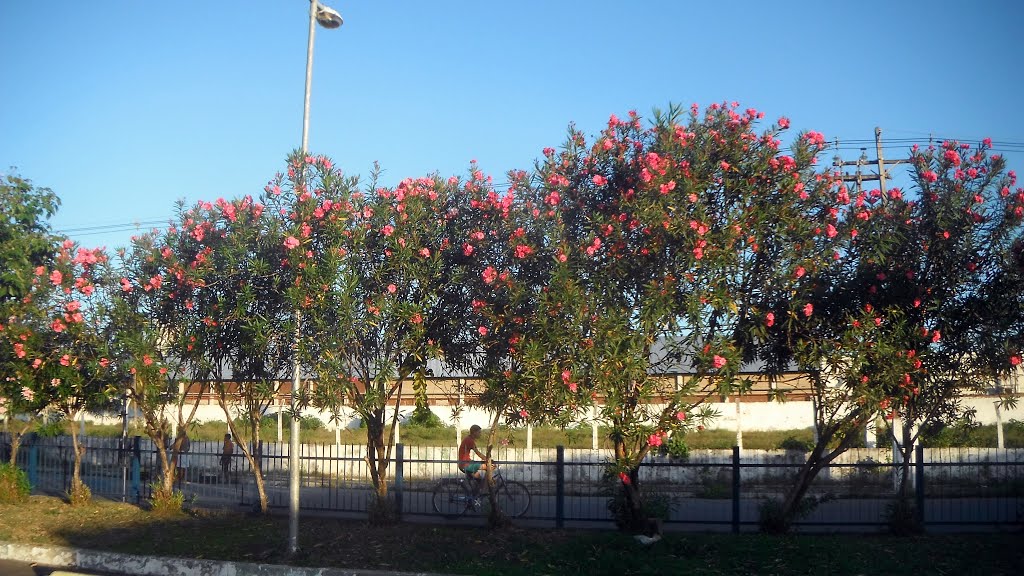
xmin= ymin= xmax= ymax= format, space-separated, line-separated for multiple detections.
xmin=763 ymin=140 xmax=1024 ymax=532
xmin=303 ymin=164 xmax=478 ymax=521
xmin=0 ymin=172 xmax=62 ymax=461
xmin=130 ymin=192 xmax=292 ymax=512
xmin=872 ymin=142 xmax=1024 ymax=502
xmin=509 ymin=104 xmax=837 ymax=532
xmin=435 ymin=166 xmax=560 ymax=526
xmin=1 ymin=240 xmax=116 ymax=503
xmin=111 ymin=234 xmax=197 ymax=503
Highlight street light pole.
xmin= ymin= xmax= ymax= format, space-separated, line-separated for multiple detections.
xmin=289 ymin=0 xmax=341 ymax=556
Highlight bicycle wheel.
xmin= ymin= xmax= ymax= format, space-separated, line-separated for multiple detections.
xmin=494 ymin=479 xmax=530 ymax=518
xmin=432 ymin=479 xmax=471 ymax=518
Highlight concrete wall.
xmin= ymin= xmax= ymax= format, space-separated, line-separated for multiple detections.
xmin=81 ymin=394 xmax=1024 ymax=435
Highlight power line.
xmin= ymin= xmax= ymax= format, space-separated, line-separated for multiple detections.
xmin=51 ymin=131 xmax=1024 ymax=236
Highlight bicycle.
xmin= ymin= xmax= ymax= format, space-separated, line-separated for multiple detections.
xmin=431 ymin=465 xmax=530 ymax=519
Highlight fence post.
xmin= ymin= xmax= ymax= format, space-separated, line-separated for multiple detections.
xmin=732 ymin=446 xmax=740 ymax=533
xmin=914 ymin=443 xmax=925 ymax=528
xmin=27 ymin=445 xmax=38 ymax=488
xmin=131 ymin=435 xmax=141 ymax=505
xmin=394 ymin=443 xmax=404 ymax=519
xmin=556 ymin=445 xmax=565 ymax=529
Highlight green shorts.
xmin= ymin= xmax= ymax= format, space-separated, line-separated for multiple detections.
xmin=461 ymin=462 xmax=482 ymax=475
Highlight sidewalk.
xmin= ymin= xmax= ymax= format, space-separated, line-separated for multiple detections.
xmin=0 ymin=542 xmax=447 ymax=576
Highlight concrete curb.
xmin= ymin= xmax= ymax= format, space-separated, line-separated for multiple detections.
xmin=0 ymin=542 xmax=447 ymax=576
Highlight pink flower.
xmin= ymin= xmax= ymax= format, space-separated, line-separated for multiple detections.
xmin=826 ymin=224 xmax=838 ymax=238
xmin=804 ymin=131 xmax=826 ymax=146
xmin=921 ymin=170 xmax=938 ymax=183
xmin=712 ymin=355 xmax=727 ymax=369
xmin=99 ymin=358 xmax=110 ymax=368
xmin=765 ymin=312 xmax=775 ymax=327
xmin=720 ymin=161 xmax=731 ymax=171
xmin=382 ymin=225 xmax=395 ymax=237
xmin=482 ymin=266 xmax=498 ymax=285
xmin=21 ymin=387 xmax=34 ymax=401
xmin=387 ymin=284 xmax=397 ymax=294
xmin=648 ymin=433 xmax=663 ymax=447
xmin=592 ymin=174 xmax=608 ymax=186
xmin=142 ymin=354 xmax=153 ymax=366
xmin=803 ymin=303 xmax=814 ymax=317
xmin=943 ymin=149 xmax=962 ymax=167
xmin=778 ymin=117 xmax=790 ymax=129
xmin=49 ymin=270 xmax=63 ymax=286
xmin=931 ymin=330 xmax=941 ymax=343
xmin=676 ymin=411 xmax=686 ymax=421
xmin=410 ymin=313 xmax=422 ymax=324
xmin=519 ymin=409 xmax=529 ymax=418
xmin=284 ymin=236 xmax=300 ymax=250
xmin=32 ymin=359 xmax=42 ymax=369
xmin=60 ymin=354 xmax=70 ymax=366
xmin=34 ymin=266 xmax=45 ymax=276
xmin=478 ymin=326 xmax=489 ymax=336
xmin=13 ymin=343 xmax=25 ymax=358
xmin=514 ymin=244 xmax=534 ymax=259
xmin=794 ymin=266 xmax=805 ymax=278
xmin=120 ymin=278 xmax=133 ymax=293
xmin=51 ymin=319 xmax=66 ymax=333
xmin=419 ymin=248 xmax=431 ymax=258
xmin=618 ymin=471 xmax=632 ymax=485
xmin=1011 ymin=355 xmax=1021 ymax=366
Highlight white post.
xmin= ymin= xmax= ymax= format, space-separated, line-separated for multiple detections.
xmin=734 ymin=395 xmax=743 ymax=450
xmin=334 ymin=424 xmax=340 ymax=448
xmin=591 ymin=405 xmax=599 ymax=451
xmin=394 ymin=408 xmax=401 ymax=445
xmin=865 ymin=417 xmax=876 ymax=448
xmin=277 ymin=402 xmax=284 ymax=443
xmin=995 ymin=400 xmax=1004 ymax=450
xmin=526 ymin=424 xmax=533 ymax=451
xmin=891 ymin=416 xmax=903 ymax=492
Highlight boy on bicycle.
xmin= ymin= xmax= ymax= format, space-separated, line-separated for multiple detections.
xmin=458 ymin=425 xmax=492 ymax=502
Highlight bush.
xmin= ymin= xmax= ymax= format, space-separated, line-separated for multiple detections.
xmin=758 ymin=496 xmax=822 ymax=533
xmin=657 ymin=433 xmax=690 ymax=460
xmin=885 ymin=497 xmax=922 ymax=535
xmin=68 ymin=479 xmax=91 ymax=506
xmin=607 ymin=487 xmax=673 ymax=531
xmin=778 ymin=435 xmax=813 ymax=452
xmin=406 ymin=406 xmax=444 ymax=429
xmin=36 ymin=418 xmax=66 ymax=438
xmin=0 ymin=463 xmax=30 ymax=504
xmin=300 ymin=415 xmax=325 ymax=431
xmin=149 ymin=484 xmax=185 ymax=516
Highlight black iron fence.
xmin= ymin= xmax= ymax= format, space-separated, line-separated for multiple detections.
xmin=5 ymin=433 xmax=1022 ymax=532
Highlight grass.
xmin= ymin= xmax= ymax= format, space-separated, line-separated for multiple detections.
xmin=71 ymin=422 xmax=820 ymax=450
xmin=1 ymin=495 xmax=1022 ymax=575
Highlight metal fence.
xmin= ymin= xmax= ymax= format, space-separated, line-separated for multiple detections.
xmin=5 ymin=433 xmax=1022 ymax=532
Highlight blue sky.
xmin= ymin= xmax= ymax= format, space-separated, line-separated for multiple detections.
xmin=2 ymin=1 xmax=1023 ymax=252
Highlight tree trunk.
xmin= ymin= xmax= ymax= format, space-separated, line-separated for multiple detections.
xmin=68 ymin=419 xmax=87 ymax=502
xmin=8 ymin=420 xmax=32 ymax=465
xmin=775 ymin=441 xmax=828 ymax=531
xmin=896 ymin=422 xmax=914 ymax=500
xmin=483 ymin=411 xmax=510 ymax=528
xmin=364 ymin=410 xmax=394 ymax=523
xmin=613 ymin=437 xmax=649 ymax=533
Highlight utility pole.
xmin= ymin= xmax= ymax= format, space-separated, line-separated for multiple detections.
xmin=832 ymin=127 xmax=910 ymax=195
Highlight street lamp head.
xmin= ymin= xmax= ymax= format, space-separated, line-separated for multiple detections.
xmin=315 ymin=3 xmax=343 ymax=28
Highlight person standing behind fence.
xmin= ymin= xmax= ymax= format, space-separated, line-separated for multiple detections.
xmin=174 ymin=432 xmax=191 ymax=487
xmin=220 ymin=433 xmax=234 ymax=483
